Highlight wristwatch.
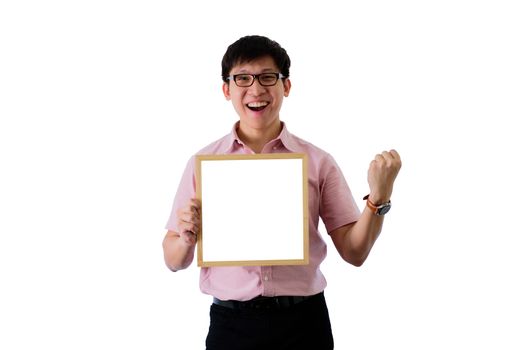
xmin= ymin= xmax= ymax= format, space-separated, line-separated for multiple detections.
xmin=363 ymin=194 xmax=391 ymax=216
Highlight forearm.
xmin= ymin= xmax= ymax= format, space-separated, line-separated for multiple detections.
xmin=162 ymin=232 xmax=196 ymax=271
xmin=342 ymin=207 xmax=384 ymax=266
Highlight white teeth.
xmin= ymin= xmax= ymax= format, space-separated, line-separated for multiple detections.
xmin=247 ymin=102 xmax=269 ymax=108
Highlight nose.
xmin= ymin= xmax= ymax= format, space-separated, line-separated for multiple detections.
xmin=247 ymin=79 xmax=267 ymax=96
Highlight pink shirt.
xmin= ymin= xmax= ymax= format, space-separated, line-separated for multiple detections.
xmin=165 ymin=122 xmax=360 ymax=301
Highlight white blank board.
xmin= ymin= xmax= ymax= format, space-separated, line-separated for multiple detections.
xmin=196 ymin=153 xmax=309 ymax=267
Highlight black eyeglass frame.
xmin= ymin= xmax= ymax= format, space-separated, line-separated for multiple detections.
xmin=226 ymin=73 xmax=286 ymax=87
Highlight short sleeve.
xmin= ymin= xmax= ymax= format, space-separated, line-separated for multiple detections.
xmin=319 ymin=154 xmax=361 ymax=233
xmin=165 ymin=156 xmax=197 ymax=232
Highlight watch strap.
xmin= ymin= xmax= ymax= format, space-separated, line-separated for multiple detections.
xmin=363 ymin=194 xmax=391 ymax=215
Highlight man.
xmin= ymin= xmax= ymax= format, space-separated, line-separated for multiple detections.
xmin=163 ymin=35 xmax=401 ymax=349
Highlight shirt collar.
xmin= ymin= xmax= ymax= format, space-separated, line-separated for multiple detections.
xmin=277 ymin=122 xmax=301 ymax=153
xmin=221 ymin=121 xmax=301 ymax=153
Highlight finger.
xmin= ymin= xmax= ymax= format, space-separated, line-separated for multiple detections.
xmin=381 ymin=151 xmax=396 ymax=166
xmin=381 ymin=150 xmax=393 ymax=159
xmin=389 ymin=149 xmax=400 ymax=159
xmin=189 ymin=198 xmax=201 ymax=208
xmin=374 ymin=153 xmax=385 ymax=163
xmin=177 ymin=205 xmax=200 ymax=220
xmin=181 ymin=227 xmax=198 ymax=237
xmin=177 ymin=221 xmax=199 ymax=239
xmin=389 ymin=149 xmax=402 ymax=166
xmin=177 ymin=210 xmax=201 ymax=226
xmin=184 ymin=205 xmax=200 ymax=220
xmin=176 ymin=211 xmax=192 ymax=223
xmin=178 ymin=221 xmax=200 ymax=235
xmin=189 ymin=198 xmax=202 ymax=215
xmin=177 ymin=203 xmax=198 ymax=216
xmin=180 ymin=231 xmax=197 ymax=245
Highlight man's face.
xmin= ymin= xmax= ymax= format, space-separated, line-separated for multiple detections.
xmin=222 ymin=56 xmax=291 ymax=132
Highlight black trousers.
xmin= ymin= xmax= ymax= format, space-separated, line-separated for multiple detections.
xmin=205 ymin=292 xmax=334 ymax=350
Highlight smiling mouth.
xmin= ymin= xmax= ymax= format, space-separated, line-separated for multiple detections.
xmin=246 ymin=101 xmax=269 ymax=112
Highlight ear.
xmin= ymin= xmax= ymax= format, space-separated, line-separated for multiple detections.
xmin=283 ymin=78 xmax=291 ymax=97
xmin=222 ymin=82 xmax=231 ymax=100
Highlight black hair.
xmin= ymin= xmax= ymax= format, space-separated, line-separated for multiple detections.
xmin=221 ymin=35 xmax=291 ymax=82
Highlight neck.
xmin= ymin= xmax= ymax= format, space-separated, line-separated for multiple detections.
xmin=237 ymin=119 xmax=282 ymax=153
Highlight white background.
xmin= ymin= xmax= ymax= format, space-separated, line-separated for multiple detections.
xmin=1 ymin=0 xmax=523 ymax=349
xmin=201 ymin=158 xmax=304 ymax=263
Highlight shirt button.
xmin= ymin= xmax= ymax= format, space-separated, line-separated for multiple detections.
xmin=264 ymin=275 xmax=269 ymax=281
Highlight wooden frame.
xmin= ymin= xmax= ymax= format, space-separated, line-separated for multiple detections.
xmin=195 ymin=153 xmax=309 ymax=267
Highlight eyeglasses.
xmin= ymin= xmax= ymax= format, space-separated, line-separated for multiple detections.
xmin=227 ymin=73 xmax=285 ymax=87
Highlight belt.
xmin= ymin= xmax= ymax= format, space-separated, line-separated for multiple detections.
xmin=213 ymin=292 xmax=321 ymax=310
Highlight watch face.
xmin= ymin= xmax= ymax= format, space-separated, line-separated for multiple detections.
xmin=377 ymin=204 xmax=391 ymax=215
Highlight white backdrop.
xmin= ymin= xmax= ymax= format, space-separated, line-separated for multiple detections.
xmin=1 ymin=1 xmax=523 ymax=349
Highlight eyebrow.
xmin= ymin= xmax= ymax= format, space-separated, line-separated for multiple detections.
xmin=234 ymin=68 xmax=276 ymax=74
